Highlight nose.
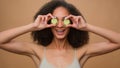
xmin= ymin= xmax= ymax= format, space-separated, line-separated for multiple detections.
xmin=56 ymin=20 xmax=64 ymax=28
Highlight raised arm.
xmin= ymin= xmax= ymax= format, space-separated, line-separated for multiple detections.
xmin=0 ymin=13 xmax=55 ymax=56
xmin=65 ymin=15 xmax=120 ymax=66
xmin=66 ymin=15 xmax=120 ymax=57
xmin=0 ymin=23 xmax=38 ymax=55
xmin=85 ymin=24 xmax=120 ymax=57
xmin=0 ymin=24 xmax=34 ymax=44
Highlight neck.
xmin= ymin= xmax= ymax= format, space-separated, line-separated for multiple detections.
xmin=49 ymin=38 xmax=71 ymax=50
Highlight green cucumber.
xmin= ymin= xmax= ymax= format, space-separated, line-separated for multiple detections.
xmin=51 ymin=18 xmax=58 ymax=25
xmin=64 ymin=19 xmax=70 ymax=26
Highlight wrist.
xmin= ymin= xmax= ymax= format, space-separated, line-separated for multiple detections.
xmin=79 ymin=23 xmax=91 ymax=31
xmin=26 ymin=23 xmax=38 ymax=32
xmin=84 ymin=23 xmax=94 ymax=32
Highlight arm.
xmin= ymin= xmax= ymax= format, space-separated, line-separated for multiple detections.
xmin=0 ymin=13 xmax=54 ymax=56
xmin=85 ymin=24 xmax=120 ymax=57
xmin=0 ymin=24 xmax=34 ymax=44
xmin=65 ymin=15 xmax=120 ymax=66
xmin=0 ymin=23 xmax=36 ymax=56
xmin=66 ymin=15 xmax=120 ymax=57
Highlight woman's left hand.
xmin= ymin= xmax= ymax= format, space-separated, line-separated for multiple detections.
xmin=65 ymin=15 xmax=87 ymax=31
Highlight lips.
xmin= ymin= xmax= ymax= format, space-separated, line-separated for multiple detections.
xmin=55 ymin=29 xmax=65 ymax=35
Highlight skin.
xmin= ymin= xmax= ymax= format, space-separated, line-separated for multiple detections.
xmin=0 ymin=6 xmax=120 ymax=68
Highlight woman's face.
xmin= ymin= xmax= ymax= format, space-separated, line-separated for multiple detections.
xmin=51 ymin=7 xmax=70 ymax=39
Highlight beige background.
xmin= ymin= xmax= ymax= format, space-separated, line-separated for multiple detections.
xmin=0 ymin=0 xmax=120 ymax=68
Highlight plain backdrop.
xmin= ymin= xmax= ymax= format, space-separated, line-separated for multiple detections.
xmin=0 ymin=0 xmax=120 ymax=68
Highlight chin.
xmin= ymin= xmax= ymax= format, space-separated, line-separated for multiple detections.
xmin=55 ymin=35 xmax=66 ymax=40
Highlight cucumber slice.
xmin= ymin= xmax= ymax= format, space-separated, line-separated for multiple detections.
xmin=64 ymin=19 xmax=70 ymax=26
xmin=51 ymin=18 xmax=58 ymax=25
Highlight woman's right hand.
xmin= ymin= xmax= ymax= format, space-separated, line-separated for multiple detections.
xmin=32 ymin=13 xmax=55 ymax=31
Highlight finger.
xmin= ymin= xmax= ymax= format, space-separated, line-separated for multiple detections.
xmin=35 ymin=15 xmax=42 ymax=22
xmin=65 ymin=14 xmax=75 ymax=20
xmin=66 ymin=24 xmax=73 ymax=28
xmin=80 ymin=16 xmax=86 ymax=24
xmin=65 ymin=15 xmax=78 ymax=25
xmin=77 ymin=16 xmax=86 ymax=25
xmin=47 ymin=13 xmax=54 ymax=20
xmin=76 ymin=16 xmax=81 ymax=25
xmin=41 ymin=16 xmax=44 ymax=23
xmin=47 ymin=13 xmax=54 ymax=18
xmin=44 ymin=16 xmax=48 ymax=24
xmin=42 ymin=16 xmax=47 ymax=24
xmin=47 ymin=24 xmax=56 ymax=28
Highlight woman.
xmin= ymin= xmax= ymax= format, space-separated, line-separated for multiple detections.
xmin=0 ymin=0 xmax=120 ymax=68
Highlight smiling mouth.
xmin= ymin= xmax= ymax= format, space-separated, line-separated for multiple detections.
xmin=55 ymin=29 xmax=65 ymax=35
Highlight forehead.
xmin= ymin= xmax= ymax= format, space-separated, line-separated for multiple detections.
xmin=52 ymin=7 xmax=70 ymax=18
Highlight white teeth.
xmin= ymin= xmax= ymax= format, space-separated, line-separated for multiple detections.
xmin=57 ymin=30 xmax=64 ymax=32
xmin=56 ymin=30 xmax=65 ymax=35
